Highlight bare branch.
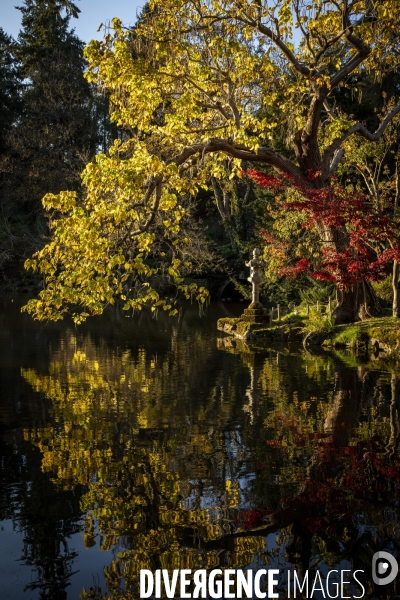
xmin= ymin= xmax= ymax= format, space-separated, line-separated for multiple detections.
xmin=323 ymin=105 xmax=400 ymax=167
xmin=227 ymin=79 xmax=241 ymax=128
xmin=329 ymin=148 xmax=344 ymax=175
xmin=211 ymin=176 xmax=230 ymax=220
xmin=323 ymin=99 xmax=338 ymax=121
xmin=355 ymin=164 xmax=376 ymax=199
xmin=330 ymin=6 xmax=370 ymax=89
xmin=330 ymin=46 xmax=370 ymax=89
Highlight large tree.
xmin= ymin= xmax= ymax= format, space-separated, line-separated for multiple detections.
xmin=24 ymin=0 xmax=400 ymax=323
xmin=339 ymin=100 xmax=400 ymax=317
xmin=3 ymin=0 xmax=99 ymax=211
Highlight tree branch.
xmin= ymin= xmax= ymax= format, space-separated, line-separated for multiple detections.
xmin=329 ymin=5 xmax=370 ymax=89
xmin=235 ymin=14 xmax=310 ymax=76
xmin=197 ymin=102 xmax=230 ymax=121
xmin=323 ymin=105 xmax=400 ymax=168
xmin=227 ymin=79 xmax=241 ymax=128
xmin=297 ymin=85 xmax=327 ymax=168
xmin=211 ymin=176 xmax=230 ymax=220
xmin=323 ymin=99 xmax=338 ymax=121
xmin=329 ymin=148 xmax=344 ymax=175
xmin=169 ymin=138 xmax=303 ymax=180
xmin=127 ymin=139 xmax=302 ymax=232
xmin=131 ymin=178 xmax=163 ymax=236
xmin=355 ymin=164 xmax=376 ymax=199
xmin=330 ymin=46 xmax=370 ymax=89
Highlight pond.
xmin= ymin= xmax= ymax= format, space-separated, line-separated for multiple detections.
xmin=0 ymin=296 xmax=399 ymax=599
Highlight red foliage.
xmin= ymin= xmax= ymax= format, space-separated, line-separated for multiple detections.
xmin=247 ymin=169 xmax=400 ymax=288
xmin=234 ymin=508 xmax=271 ymax=529
xmin=281 ymin=258 xmax=311 ymax=278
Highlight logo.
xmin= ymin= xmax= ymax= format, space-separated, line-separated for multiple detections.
xmin=372 ymin=551 xmax=398 ymax=586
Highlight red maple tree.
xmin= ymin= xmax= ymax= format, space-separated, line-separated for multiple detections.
xmin=247 ymin=169 xmax=400 ymax=290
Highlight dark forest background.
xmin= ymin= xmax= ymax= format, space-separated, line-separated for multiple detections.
xmin=0 ymin=0 xmax=119 ymax=292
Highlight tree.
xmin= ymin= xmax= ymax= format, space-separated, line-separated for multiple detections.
xmin=337 ymin=101 xmax=400 ymax=317
xmin=0 ymin=30 xmax=22 ymax=274
xmin=0 ymin=1 xmax=105 ymax=285
xmin=3 ymin=0 xmax=99 ymax=212
xmin=24 ymin=0 xmax=400 ymax=323
xmin=0 ymin=29 xmax=21 ymax=157
xmin=246 ymin=166 xmax=400 ymax=315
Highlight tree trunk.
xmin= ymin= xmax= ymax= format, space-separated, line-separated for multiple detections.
xmin=393 ymin=260 xmax=400 ymax=318
xmin=319 ymin=223 xmax=380 ymax=324
xmin=332 ymin=280 xmax=380 ymax=324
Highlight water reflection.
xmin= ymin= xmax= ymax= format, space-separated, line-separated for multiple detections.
xmin=0 ymin=298 xmax=400 ymax=598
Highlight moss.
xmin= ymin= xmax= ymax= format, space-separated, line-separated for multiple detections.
xmin=219 ymin=314 xmax=400 ymax=355
xmin=217 ymin=317 xmax=241 ymax=325
xmin=368 ymin=325 xmax=400 ymax=345
xmin=217 ymin=316 xmax=303 ymax=342
xmin=333 ymin=326 xmax=367 ymax=347
xmin=372 ymin=275 xmax=393 ymax=303
xmin=281 ymin=313 xmax=305 ymax=323
xmin=217 ymin=318 xmax=270 ymax=332
xmin=330 ymin=317 xmax=400 ymax=352
xmin=246 ymin=322 xmax=271 ymax=332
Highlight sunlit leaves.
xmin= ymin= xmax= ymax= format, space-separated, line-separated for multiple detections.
xmin=23 ymin=0 xmax=400 ymax=321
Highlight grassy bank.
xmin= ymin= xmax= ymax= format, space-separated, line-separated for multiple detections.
xmin=324 ymin=317 xmax=400 ymax=353
xmin=218 ymin=314 xmax=400 ymax=354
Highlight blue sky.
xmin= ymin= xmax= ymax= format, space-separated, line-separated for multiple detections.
xmin=1 ymin=0 xmax=144 ymax=42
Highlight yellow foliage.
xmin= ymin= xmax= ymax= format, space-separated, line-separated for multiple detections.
xmin=23 ymin=0 xmax=400 ymax=321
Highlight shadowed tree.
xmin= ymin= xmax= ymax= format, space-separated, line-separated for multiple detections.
xmin=0 ymin=29 xmax=21 ymax=157
xmin=4 ymin=0 xmax=99 ymax=212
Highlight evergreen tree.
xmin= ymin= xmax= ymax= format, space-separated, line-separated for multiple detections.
xmin=5 ymin=0 xmax=99 ymax=211
xmin=0 ymin=0 xmax=105 ymax=286
xmin=0 ymin=29 xmax=21 ymax=157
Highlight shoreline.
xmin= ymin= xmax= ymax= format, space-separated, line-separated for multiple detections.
xmin=217 ymin=315 xmax=400 ymax=356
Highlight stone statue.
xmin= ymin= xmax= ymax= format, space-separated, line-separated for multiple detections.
xmin=241 ymin=248 xmax=268 ymax=323
xmin=245 ymin=248 xmax=266 ymax=307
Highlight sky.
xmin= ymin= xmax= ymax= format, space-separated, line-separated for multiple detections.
xmin=1 ymin=0 xmax=144 ymax=42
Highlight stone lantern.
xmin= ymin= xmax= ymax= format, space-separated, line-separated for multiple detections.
xmin=241 ymin=248 xmax=268 ymax=323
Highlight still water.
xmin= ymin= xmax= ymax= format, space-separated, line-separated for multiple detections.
xmin=0 ymin=296 xmax=399 ymax=599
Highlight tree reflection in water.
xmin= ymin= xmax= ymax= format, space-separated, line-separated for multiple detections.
xmin=4 ymin=304 xmax=400 ymax=599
